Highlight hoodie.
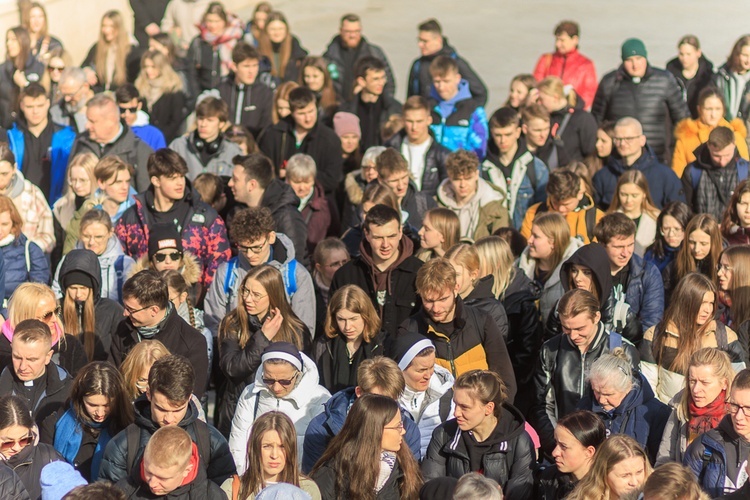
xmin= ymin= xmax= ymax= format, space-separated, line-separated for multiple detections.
xmin=672 ymin=116 xmax=748 ymax=177
xmin=682 ymin=142 xmax=746 ymax=221
xmin=436 ymin=177 xmax=508 ymax=241
xmin=429 ymin=79 xmax=488 ymax=159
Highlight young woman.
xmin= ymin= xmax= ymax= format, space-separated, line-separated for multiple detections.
xmin=272 ymin=81 xmax=299 ymax=124
xmin=717 ymin=245 xmax=750 ymax=328
xmin=82 ymin=11 xmax=140 ymax=92
xmin=672 ymin=87 xmax=749 ymax=177
xmin=226 ymin=125 xmax=260 ymax=155
xmin=148 ymin=32 xmax=198 ymax=109
xmin=312 ymin=285 xmax=384 ymax=393
xmin=311 ymin=394 xmax=422 ymax=500
xmin=656 ymin=348 xmax=733 ymax=466
xmin=53 ymin=153 xmax=97 ymax=262
xmin=245 ymin=2 xmax=271 ymax=45
xmin=39 ymin=362 xmax=133 ymax=481
xmin=666 ymin=35 xmax=715 ymax=119
xmin=416 ymin=208 xmax=460 ymax=262
xmin=0 ymin=395 xmax=62 ymax=500
xmin=256 ymin=11 xmax=308 ymax=85
xmin=45 ymin=47 xmax=67 ymax=101
xmin=645 ymin=201 xmax=693 ymax=273
xmin=583 ymin=121 xmax=615 ymax=177
xmin=134 ymin=50 xmax=185 ymax=143
xmin=335 ymin=111 xmax=362 ymax=174
xmin=607 ymin=170 xmax=660 ymax=257
xmin=566 ymin=435 xmax=651 ymax=500
xmin=24 ymin=2 xmax=62 ymax=64
xmin=421 ymin=370 xmax=533 ymax=496
xmin=640 ymin=273 xmax=745 ymax=404
xmin=713 ymin=35 xmax=750 ymax=122
xmin=217 ymin=266 xmax=310 ymax=437
xmin=504 ymin=74 xmax=536 ymax=111
xmin=119 ymin=339 xmax=170 ymax=401
xmin=188 ymin=2 xmax=245 ymax=92
xmin=299 ymin=56 xmax=339 ymax=125
xmin=535 ymin=410 xmax=606 ymax=500
xmin=721 ymin=179 xmax=750 ymax=246
xmin=0 ymin=27 xmax=44 ymax=128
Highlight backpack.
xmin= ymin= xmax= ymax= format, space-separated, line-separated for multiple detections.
xmin=114 ymin=255 xmax=125 ymax=303
xmin=223 ymin=257 xmax=298 ymax=311
xmin=690 ymin=160 xmax=749 ymax=190
xmin=125 ymin=419 xmax=211 ymax=475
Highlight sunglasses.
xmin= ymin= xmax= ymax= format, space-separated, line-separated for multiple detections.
xmin=48 ymin=65 xmax=64 ymax=72
xmin=153 ymin=251 xmax=182 ymax=263
xmin=38 ymin=306 xmax=61 ymax=322
xmin=119 ymin=106 xmax=138 ymax=114
xmin=0 ymin=433 xmax=34 ymax=452
xmin=262 ymin=372 xmax=298 ymax=387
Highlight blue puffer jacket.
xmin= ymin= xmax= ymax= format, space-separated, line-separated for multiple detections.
xmin=429 ymin=79 xmax=488 ymax=160
xmin=301 ymin=387 xmax=422 ymax=474
xmin=1 ymin=233 xmax=49 ymax=312
xmin=624 ymin=253 xmax=664 ymax=335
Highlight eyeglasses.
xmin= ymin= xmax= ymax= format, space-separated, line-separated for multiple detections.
xmin=0 ymin=432 xmax=34 ymax=452
xmin=728 ymin=402 xmax=750 ymax=417
xmin=324 ymin=259 xmax=349 ymax=269
xmin=384 ymin=422 xmax=405 ymax=431
xmin=612 ymin=136 xmax=642 ymax=144
xmin=119 ymin=106 xmax=138 ymax=115
xmin=38 ymin=306 xmax=61 ymax=322
xmin=660 ymin=227 xmax=684 ymax=236
xmin=81 ymin=234 xmax=108 ymax=243
xmin=717 ymin=263 xmax=733 ymax=273
xmin=153 ymin=251 xmax=182 ymax=263
xmin=48 ymin=65 xmax=64 ymax=72
xmin=124 ymin=304 xmax=151 ymax=315
xmin=241 ymin=287 xmax=267 ymax=302
xmin=61 ymin=84 xmax=84 ymax=100
xmin=262 ymin=372 xmax=298 ymax=387
xmin=237 ymin=237 xmax=268 ymax=255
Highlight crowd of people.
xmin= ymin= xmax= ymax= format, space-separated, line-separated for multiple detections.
xmin=0 ymin=1 xmax=749 ymax=499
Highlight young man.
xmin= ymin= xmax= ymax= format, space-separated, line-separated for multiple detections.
xmin=204 ymin=206 xmax=315 ymax=336
xmin=0 ymin=319 xmax=71 ymax=425
xmin=258 ymin=87 xmax=343 ymax=195
xmin=116 ymin=425 xmax=225 ymax=499
xmin=396 ymin=258 xmax=516 ymax=400
xmin=520 ymin=169 xmax=602 ymax=244
xmin=428 ymin=56 xmax=488 ymax=159
xmin=285 ymin=153 xmax=334 ymax=256
xmin=116 ymin=149 xmax=231 ymax=290
xmin=114 ymin=84 xmax=167 ymax=150
xmin=682 ymin=126 xmax=748 ymax=220
xmin=436 ymin=149 xmax=508 ymax=241
xmin=384 ymin=95 xmax=449 ymax=197
xmin=8 ymin=83 xmax=75 ymax=204
xmin=593 ymin=117 xmax=685 ymax=209
xmin=100 ymin=354 xmax=235 ymax=485
xmin=169 ymin=96 xmax=242 ymax=180
xmin=376 ymin=147 xmax=436 ymax=230
xmin=50 ymin=67 xmax=95 ymax=133
xmin=339 ymin=56 xmax=402 ymax=150
xmin=330 ymin=204 xmax=423 ymax=338
xmin=69 ymin=93 xmax=154 ymax=192
xmin=481 ymin=106 xmax=549 ymax=229
xmin=216 ymin=42 xmax=272 ymax=139
xmin=521 ymin=103 xmax=571 ymax=171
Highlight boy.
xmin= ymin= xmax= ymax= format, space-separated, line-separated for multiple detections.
xmin=521 ymin=104 xmax=571 ymax=171
xmin=376 ymin=147 xmax=436 ymax=229
xmin=115 ymin=84 xmax=167 ymax=150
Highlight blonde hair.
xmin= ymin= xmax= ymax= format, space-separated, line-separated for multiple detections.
xmin=607 ymin=170 xmax=660 ymax=220
xmin=94 ymin=11 xmax=130 ymax=89
xmin=677 ymin=348 xmax=733 ymax=422
xmin=8 ymin=283 xmax=61 ymax=333
xmin=537 ymin=76 xmax=577 ymax=108
xmin=134 ymin=50 xmax=183 ymax=105
xmin=63 ymin=153 xmax=98 ymax=202
xmin=357 ymin=357 xmax=405 ymax=399
xmin=531 ymin=212 xmax=571 ymax=271
xmin=445 ymin=243 xmax=480 ymax=290
xmin=144 ymin=425 xmax=192 ymax=469
xmin=474 ymin=236 xmax=516 ymax=298
xmin=120 ymin=340 xmax=170 ymax=400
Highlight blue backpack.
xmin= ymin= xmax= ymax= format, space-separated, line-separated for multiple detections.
xmin=690 ymin=160 xmax=749 ymax=189
xmin=223 ymin=257 xmax=298 ymax=310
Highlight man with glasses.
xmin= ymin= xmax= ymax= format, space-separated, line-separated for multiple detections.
xmin=593 ymin=116 xmax=684 ymax=210
xmin=685 ymin=368 xmax=750 ymax=497
xmin=375 ymin=147 xmax=435 ymax=230
xmin=114 ymin=84 xmax=166 ymax=151
xmin=50 ymin=67 xmax=94 ymax=133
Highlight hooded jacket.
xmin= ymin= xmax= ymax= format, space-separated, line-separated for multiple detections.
xmin=501 ymin=271 xmax=543 ymax=389
xmin=436 ymin=177 xmax=509 ymax=242
xmin=672 ymin=117 xmax=748 ymax=177
xmin=421 ymin=403 xmax=535 ymax=499
xmin=228 ymin=352 xmax=330 ymax=474
xmin=324 ymin=34 xmax=395 ymax=99
xmin=400 ymin=181 xmax=437 ymax=231
xmin=713 ymin=63 xmax=750 ymax=121
xmin=666 ymin=55 xmax=715 ymax=119
xmin=519 ymin=193 xmax=602 ymax=244
xmin=217 ymin=78 xmax=273 ymax=139
xmin=622 ymin=253 xmax=665 ymax=335
xmin=533 ymin=48 xmax=598 ymax=110
xmin=463 ymin=275 xmax=510 ymax=341
xmin=186 ymin=15 xmax=246 ymax=92
xmin=0 ymin=233 xmax=48 ymax=308
xmin=385 ymin=131 xmax=450 ymax=197
xmin=3 ymin=169 xmax=55 ymax=253
xmin=4 ymin=442 xmax=62 ymax=500
xmin=0 ymin=56 xmax=44 ymax=128
xmin=312 ymin=456 xmax=405 ymax=500
xmin=260 ymin=179 xmax=309 ymax=264
xmin=0 ymin=363 xmax=72 ymax=427
xmin=168 ymin=133 xmax=243 ymax=181
xmin=429 ymin=80 xmax=488 ymax=159
xmin=682 ymin=143 xmax=747 ymax=221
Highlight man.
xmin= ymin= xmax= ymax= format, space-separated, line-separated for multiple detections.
xmin=100 ymin=354 xmax=235 ymax=485
xmin=0 ymin=319 xmax=72 ymax=426
xmin=69 ymin=93 xmax=154 ymax=192
xmin=116 ymin=425 xmax=225 ymax=499
xmin=204 ymin=206 xmax=315 ymax=336
xmin=407 ymin=18 xmax=487 ymax=106
xmin=594 ymin=213 xmax=664 ymax=339
xmin=7 ymin=83 xmax=75 ymax=204
xmin=339 ymin=57 xmax=402 ymax=150
xmin=324 ymin=13 xmax=396 ymax=100
xmin=682 ymin=126 xmax=749 ymax=220
xmin=521 ymin=103 xmax=571 ymax=171
xmin=376 ymin=148 xmax=435 ymax=230
xmin=116 ymin=149 xmax=231 ymax=290
xmin=330 ymin=204 xmax=423 ymax=338
xmin=593 ymin=117 xmax=684 ymax=209
xmin=396 ymin=258 xmax=515 ymax=399
xmin=384 ymin=95 xmax=449 ymax=197
xmin=216 ymin=42 xmax=273 ymax=139
xmin=533 ymin=21 xmax=598 ymax=110
xmin=109 ymin=270 xmax=209 ymax=398
xmin=481 ymin=106 xmax=549 ymax=228
xmin=50 ymin=67 xmax=95 ymax=133
xmin=592 ymin=38 xmax=689 ymax=161
xmin=258 ymin=87 xmax=343 ymax=195
xmin=114 ymin=84 xmax=167 ymax=150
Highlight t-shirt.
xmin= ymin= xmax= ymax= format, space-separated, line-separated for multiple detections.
xmin=402 ymin=138 xmax=432 ymax=191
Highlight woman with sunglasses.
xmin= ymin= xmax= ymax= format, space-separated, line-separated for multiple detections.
xmin=0 ymin=395 xmax=62 ymax=500
xmin=45 ymin=47 xmax=67 ymax=101
xmin=228 ymin=342 xmax=330 ymax=474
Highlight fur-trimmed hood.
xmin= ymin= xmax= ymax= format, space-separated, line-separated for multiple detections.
xmin=674 ymin=116 xmax=747 ymax=142
xmin=127 ymin=250 xmax=202 ymax=286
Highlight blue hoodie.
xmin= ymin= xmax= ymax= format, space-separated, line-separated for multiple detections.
xmin=429 ymin=79 xmax=488 ymax=159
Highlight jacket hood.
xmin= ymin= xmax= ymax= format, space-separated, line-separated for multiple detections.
xmin=344 ymin=170 xmax=366 ymax=205
xmin=692 ymin=141 xmax=740 ymax=171
xmin=59 ymin=249 xmax=103 ymax=301
xmin=427 ymin=364 xmax=455 ymax=399
xmin=261 ymin=179 xmax=301 ymax=214
xmin=674 ymin=117 xmax=747 ymax=142
xmin=484 ymin=403 xmax=527 ymax=445
xmin=504 ymin=270 xmax=540 ymax=299
xmin=129 ymin=251 xmax=202 ymax=285
xmin=76 ymin=234 xmax=126 ymax=264
xmin=605 ymin=144 xmax=660 ymax=176
xmin=465 ymin=275 xmax=496 ymax=302
xmin=666 ymin=55 xmax=714 ymax=78
xmin=132 ymin=394 xmax=200 ymax=433
xmin=431 ymin=79 xmax=472 ymax=116
xmin=436 ymin=177 xmax=504 ymax=210
xmin=251 ymin=352 xmax=324 ymax=407
xmin=359 ymin=232 xmax=414 ymax=273
xmin=321 ymin=387 xmax=356 ymax=436
xmin=560 ymin=243 xmax=613 ymax=308
xmin=6 ymin=169 xmax=25 ymax=199
xmin=519 ymin=237 xmax=584 ymax=289
xmin=592 ymin=372 xmax=655 ymax=415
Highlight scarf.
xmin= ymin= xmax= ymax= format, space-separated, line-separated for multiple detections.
xmin=54 ymin=406 xmax=112 ymax=480
xmin=2 ymin=319 xmax=63 ymax=347
xmin=375 ymin=451 xmax=397 ymax=492
xmin=688 ymin=390 xmax=728 ymax=443
xmin=330 ymin=335 xmax=363 ymax=393
xmin=136 ymin=302 xmax=173 ymax=340
xmin=144 ymin=76 xmax=165 ymax=110
xmin=199 ymin=16 xmax=244 ymax=77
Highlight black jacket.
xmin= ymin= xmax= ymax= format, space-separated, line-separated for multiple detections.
xmin=260 ymin=35 xmax=308 ymax=85
xmin=109 ymin=307 xmax=209 ymax=398
xmin=681 ymin=142 xmax=743 ymax=221
xmin=129 ymin=0 xmax=170 ymax=48
xmin=312 ymin=457 xmax=404 ymax=500
xmin=534 ymin=467 xmax=577 ymax=500
xmin=0 ymin=363 xmax=72 ymax=427
xmin=464 ymin=275 xmax=510 ymax=342
xmin=666 ymin=55 xmax=715 ymax=119
xmin=5 ymin=443 xmax=62 ymax=500
xmin=116 ymin=454 xmax=225 ymax=499
xmin=501 ymin=271 xmax=543 ymax=389
xmin=384 ymin=131 xmax=450 ymax=197
xmin=311 ymin=330 xmax=386 ymax=394
xmin=400 ymin=182 xmax=436 ymax=230
xmin=0 ymin=464 xmax=28 ymax=500
xmin=216 ymin=78 xmax=273 ymax=138
xmin=187 ymin=37 xmax=224 ymax=92
xmin=548 ymin=100 xmax=598 ymax=162
xmin=82 ymin=43 xmax=142 ymax=92
xmin=338 ymin=93 xmax=402 ymax=149
xmin=260 ymin=179 xmax=309 ymax=265
xmin=323 ymin=35 xmax=396 ymax=100
xmin=421 ymin=404 xmax=534 ymax=500
xmin=0 ymin=57 xmax=45 ymax=128
xmin=147 ymin=91 xmax=186 ymax=144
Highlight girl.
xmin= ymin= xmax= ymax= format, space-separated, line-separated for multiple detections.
xmin=0 ymin=27 xmax=44 ymax=128
xmin=256 ymin=11 xmax=308 ymax=85
xmin=134 ymin=50 xmax=185 ymax=143
xmin=188 ymin=2 xmax=245 ymax=92
xmin=583 ymin=121 xmax=615 ymax=177
xmin=713 ymin=35 xmax=750 ymax=121
xmin=148 ymin=32 xmax=198 ymax=108
xmin=717 ymin=245 xmax=750 ymax=328
xmin=416 ymin=208 xmax=460 ymax=261
xmin=53 ymin=153 xmax=97 ymax=257
xmin=299 ymin=56 xmax=339 ymax=124
xmin=245 ymin=2 xmax=271 ymax=45
xmin=607 ymin=170 xmax=660 ymax=257
xmin=226 ymin=125 xmax=260 ymax=155
xmin=721 ymin=179 xmax=750 ymax=246
xmin=24 ymin=2 xmax=62 ymax=64
xmin=645 ymin=201 xmax=693 ymax=273
xmin=45 ymin=47 xmax=67 ymax=101
xmin=40 ymin=362 xmax=133 ymax=481
xmin=82 ymin=11 xmax=140 ymax=92
xmin=504 ymin=74 xmax=536 ymax=111
xmin=119 ymin=339 xmax=170 ymax=401
xmin=335 ymin=111 xmax=362 ymax=174
xmin=272 ymin=81 xmax=299 ymax=124
xmin=666 ymin=35 xmax=715 ymax=119
xmin=312 ymin=394 xmax=422 ymax=500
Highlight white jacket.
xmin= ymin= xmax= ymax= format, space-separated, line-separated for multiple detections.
xmin=228 ymin=352 xmax=331 ymax=474
xmin=399 ymin=365 xmax=455 ymax=457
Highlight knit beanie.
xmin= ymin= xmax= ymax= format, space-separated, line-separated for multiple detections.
xmin=392 ymin=332 xmax=435 ymax=371
xmin=621 ymin=38 xmax=648 ymax=60
xmin=333 ymin=111 xmax=361 ymax=138
xmin=61 ymin=270 xmax=95 ymax=291
xmin=262 ymin=342 xmax=303 ymax=371
xmin=148 ymin=223 xmax=183 ymax=258
xmin=40 ymin=461 xmax=87 ymax=500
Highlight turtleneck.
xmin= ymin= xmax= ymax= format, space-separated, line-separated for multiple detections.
xmin=402 ymin=384 xmax=427 ymax=415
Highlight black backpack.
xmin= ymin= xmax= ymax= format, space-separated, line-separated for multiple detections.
xmin=125 ymin=420 xmax=211 ymax=475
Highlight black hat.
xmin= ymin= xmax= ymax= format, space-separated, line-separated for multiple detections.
xmin=392 ymin=332 xmax=435 ymax=371
xmin=61 ymin=270 xmax=95 ymax=291
xmin=261 ymin=342 xmax=303 ymax=371
xmin=148 ymin=224 xmax=183 ymax=257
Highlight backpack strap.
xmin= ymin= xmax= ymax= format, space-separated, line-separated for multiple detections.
xmin=552 ymin=110 xmax=574 ymax=140
xmin=284 ymin=259 xmax=298 ymax=298
xmin=715 ymin=321 xmax=729 ymax=350
xmin=690 ymin=166 xmax=702 ymax=191
xmin=24 ymin=239 xmax=30 ymax=275
xmin=739 ymin=159 xmax=749 ymax=182
xmin=192 ymin=420 xmax=211 ymax=466
xmin=525 ymin=157 xmax=538 ymax=192
xmin=115 ymin=255 xmax=125 ymax=304
xmin=223 ymin=257 xmax=238 ymax=297
xmin=231 ymin=474 xmax=241 ymax=500
xmin=126 ymin=423 xmax=140 ymax=475
xmin=439 ymin=388 xmax=454 ymax=422
xmin=698 ymin=448 xmax=713 ymax=486
xmin=609 ymin=331 xmax=623 ymax=350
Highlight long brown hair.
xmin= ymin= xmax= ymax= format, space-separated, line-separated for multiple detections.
xmin=134 ymin=50 xmax=183 ymax=102
xmin=720 ymin=245 xmax=750 ymax=325
xmin=7 ymin=27 xmax=31 ymax=71
xmin=257 ymin=11 xmax=292 ymax=78
xmin=0 ymin=195 xmax=23 ymax=238
xmin=70 ymin=361 xmax=133 ymax=434
xmin=324 ymin=285 xmax=381 ymax=341
xmin=299 ymin=56 xmax=338 ymax=114
xmin=272 ymin=81 xmax=298 ymax=124
xmin=607 ymin=169 xmax=660 ymax=219
xmin=727 ymin=35 xmax=750 ymax=74
xmin=311 ymin=394 xmax=422 ymax=500
xmin=721 ymin=179 xmax=750 ymax=237
xmin=531 ymin=212 xmax=571 ymax=271
xmin=675 ymin=214 xmax=722 ymax=284
xmin=93 ymin=11 xmax=130 ymax=88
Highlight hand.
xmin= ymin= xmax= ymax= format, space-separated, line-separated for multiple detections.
xmin=83 ymin=67 xmax=98 ymax=87
xmin=261 ymin=308 xmax=283 ymax=340
xmin=12 ymin=70 xmax=27 ymax=88
xmin=526 ymin=88 xmax=539 ymax=106
xmin=145 ymin=23 xmax=161 ymax=36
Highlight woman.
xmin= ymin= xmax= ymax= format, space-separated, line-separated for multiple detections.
xmin=607 ymin=170 xmax=660 ymax=257
xmin=222 ymin=411 xmax=321 ymax=499
xmin=642 ymin=463 xmax=711 ymax=500
xmin=217 ymin=266 xmax=310 ymax=437
xmin=645 ymin=201 xmax=693 ymax=273
xmin=535 ymin=410 xmax=606 ymax=500
xmin=672 ymin=87 xmax=749 ymax=177
xmin=0 ymin=27 xmax=44 ymax=128
xmin=579 ymin=349 xmax=671 ymax=463
xmin=45 ymin=47 xmax=67 ymax=101
xmin=82 ymin=11 xmax=140 ymax=92
xmin=566 ymin=435 xmax=651 ymax=500
xmin=335 ymin=111 xmax=362 ymax=175
xmin=312 ymin=238 xmax=350 ymax=329
xmin=311 ymin=394 xmax=422 ymax=500
xmin=163 ymin=270 xmax=212 ymax=372
xmin=721 ymin=179 xmax=750 ymax=246
xmin=415 ymin=208 xmax=460 ymax=262
xmin=583 ymin=121 xmax=615 ymax=178
xmin=228 ymin=342 xmax=330 ymax=474
xmin=342 ymin=145 xmax=385 ymax=230
xmin=640 ymin=273 xmax=745 ymax=404
xmin=656 ymin=348 xmax=733 ymax=466
xmin=24 ymin=3 xmax=62 ymax=64
xmin=504 ymin=74 xmax=536 ymax=111
xmin=0 ymin=395 xmax=62 ymax=500
xmin=713 ymin=35 xmax=750 ymax=122
xmin=717 ymin=245 xmax=750 ymax=328
xmin=245 ymin=2 xmax=271 ymax=45
xmin=58 ymin=249 xmax=123 ymax=362
xmin=148 ymin=32 xmax=198 ymax=109
xmin=120 ymin=339 xmax=170 ymax=401
xmin=52 ymin=153 xmax=97 ymax=266
xmin=299 ymin=57 xmax=339 ymax=125
xmin=272 ymin=81 xmax=299 ymax=124
xmin=256 ymin=11 xmax=308 ymax=86
xmin=518 ymin=212 xmax=584 ymax=324
xmin=536 ymin=76 xmax=597 ymax=161
xmin=188 ymin=2 xmax=245 ymax=92
xmin=134 ymin=50 xmax=185 ymax=143
xmin=312 ymin=285 xmax=384 ymax=393
xmin=421 ymin=370 xmax=534 ymax=497
xmin=39 ymin=362 xmax=133 ymax=481
xmin=666 ymin=36 xmax=715 ymax=119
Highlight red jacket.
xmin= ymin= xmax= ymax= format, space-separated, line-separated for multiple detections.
xmin=533 ymin=49 xmax=598 ymax=110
